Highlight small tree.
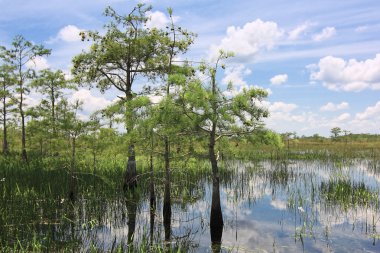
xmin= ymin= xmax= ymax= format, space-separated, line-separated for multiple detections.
xmin=1 ymin=35 xmax=51 ymax=161
xmin=30 ymin=69 xmax=75 ymax=154
xmin=97 ymin=103 xmax=121 ymax=129
xmin=330 ymin=127 xmax=341 ymax=140
xmin=82 ymin=115 xmax=104 ymax=170
xmin=59 ymin=100 xmax=91 ymax=200
xmin=342 ymin=129 xmax=351 ymax=144
xmin=72 ymin=4 xmax=170 ymax=188
xmin=282 ymin=132 xmax=296 ymax=150
xmin=155 ymin=7 xmax=195 ymax=241
xmin=0 ymin=64 xmax=17 ymax=154
xmin=25 ymin=116 xmax=48 ymax=155
xmin=180 ymin=51 xmax=269 ymax=246
xmin=31 ymin=69 xmax=73 ymax=135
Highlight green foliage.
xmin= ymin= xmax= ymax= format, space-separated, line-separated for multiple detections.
xmin=179 ymin=51 xmax=269 ymax=142
xmin=72 ymin=4 xmax=165 ymax=98
xmin=1 ymin=35 xmax=51 ymax=160
xmin=330 ymin=127 xmax=341 ymax=139
xmin=0 ymin=64 xmax=18 ymax=153
xmin=248 ymin=129 xmax=284 ymax=149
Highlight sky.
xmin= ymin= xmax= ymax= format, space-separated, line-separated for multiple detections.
xmin=1 ymin=0 xmax=380 ymax=136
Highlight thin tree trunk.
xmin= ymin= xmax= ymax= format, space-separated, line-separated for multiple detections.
xmin=71 ymin=137 xmax=76 ymax=169
xmin=39 ymin=138 xmax=43 ymax=155
xmin=2 ymin=96 xmax=8 ymax=154
xmin=20 ymin=107 xmax=27 ymax=160
xmin=19 ymin=66 xmax=27 ymax=162
xmin=93 ymin=150 xmax=96 ymax=170
xmin=2 ymin=121 xmax=8 ymax=154
xmin=51 ymin=86 xmax=56 ymax=135
xmin=20 ymin=93 xmax=27 ymax=161
xmin=51 ymin=86 xmax=56 ymax=154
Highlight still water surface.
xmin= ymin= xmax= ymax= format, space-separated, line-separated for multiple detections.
xmin=5 ymin=159 xmax=380 ymax=252
xmin=80 ymin=160 xmax=380 ymax=252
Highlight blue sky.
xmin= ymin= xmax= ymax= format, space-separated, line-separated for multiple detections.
xmin=1 ymin=0 xmax=380 ymax=136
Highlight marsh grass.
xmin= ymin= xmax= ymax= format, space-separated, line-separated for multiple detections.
xmin=0 ymin=152 xmax=214 ymax=251
xmin=227 ymin=137 xmax=380 ymax=163
xmin=320 ymin=180 xmax=379 ymax=208
xmin=2 ymin=141 xmax=380 ymax=251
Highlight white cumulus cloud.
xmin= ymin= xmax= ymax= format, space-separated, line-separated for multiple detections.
xmin=288 ymin=22 xmax=313 ymax=40
xmin=26 ymin=56 xmax=49 ymax=70
xmin=146 ymin=11 xmax=177 ymax=29
xmin=270 ymin=74 xmax=288 ymax=85
xmin=336 ymin=113 xmax=350 ymax=121
xmin=68 ymin=89 xmax=112 ymax=114
xmin=312 ymin=27 xmax=336 ymax=42
xmin=320 ymin=102 xmax=349 ymax=111
xmin=221 ymin=64 xmax=270 ymax=97
xmin=310 ymin=54 xmax=380 ymax=91
xmin=209 ymin=19 xmax=283 ymax=60
xmin=57 ymin=25 xmax=83 ymax=42
xmin=222 ymin=64 xmax=251 ymax=87
xmin=269 ymin=101 xmax=297 ymax=113
xmin=356 ymin=101 xmax=380 ymax=120
xmin=24 ymin=94 xmax=41 ymax=108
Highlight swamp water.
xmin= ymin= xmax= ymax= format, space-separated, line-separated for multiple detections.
xmin=2 ymin=159 xmax=380 ymax=252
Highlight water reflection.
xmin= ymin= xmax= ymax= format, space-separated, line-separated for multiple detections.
xmin=125 ymin=192 xmax=138 ymax=252
xmin=3 ymin=159 xmax=380 ymax=252
xmin=149 ymin=144 xmax=156 ymax=246
xmin=210 ymin=174 xmax=223 ymax=252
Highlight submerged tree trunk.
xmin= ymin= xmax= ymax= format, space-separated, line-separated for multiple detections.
xmin=124 ymin=144 xmax=137 ymax=189
xmin=163 ymin=137 xmax=171 ymax=242
xmin=209 ymin=125 xmax=223 ymax=248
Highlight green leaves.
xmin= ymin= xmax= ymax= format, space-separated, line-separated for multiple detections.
xmin=8 ymin=35 xmax=51 ymax=67
xmin=177 ymin=51 xmax=269 ymax=140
